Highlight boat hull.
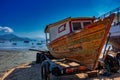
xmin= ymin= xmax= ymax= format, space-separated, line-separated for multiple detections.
xmin=47 ymin=14 xmax=115 ymax=69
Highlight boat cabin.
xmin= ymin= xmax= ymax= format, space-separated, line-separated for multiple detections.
xmin=45 ymin=17 xmax=95 ymax=44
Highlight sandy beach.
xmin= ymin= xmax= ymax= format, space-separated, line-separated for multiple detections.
xmin=0 ymin=50 xmax=120 ymax=80
xmin=0 ymin=62 xmax=120 ymax=80
xmin=0 ymin=50 xmax=37 ymax=78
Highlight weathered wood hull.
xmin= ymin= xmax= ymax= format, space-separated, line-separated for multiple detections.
xmin=47 ymin=14 xmax=115 ymax=70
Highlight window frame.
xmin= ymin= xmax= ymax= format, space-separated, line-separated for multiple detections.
xmin=82 ymin=21 xmax=92 ymax=27
xmin=58 ymin=24 xmax=66 ymax=33
xmin=71 ymin=21 xmax=83 ymax=32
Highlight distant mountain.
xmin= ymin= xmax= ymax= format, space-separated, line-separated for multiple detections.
xmin=0 ymin=33 xmax=31 ymax=41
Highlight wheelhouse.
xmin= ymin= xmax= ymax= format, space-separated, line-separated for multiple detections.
xmin=45 ymin=17 xmax=95 ymax=44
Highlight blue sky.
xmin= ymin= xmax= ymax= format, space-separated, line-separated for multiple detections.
xmin=0 ymin=0 xmax=120 ymax=38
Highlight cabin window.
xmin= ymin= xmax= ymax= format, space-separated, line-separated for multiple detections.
xmin=83 ymin=22 xmax=91 ymax=27
xmin=72 ymin=22 xmax=82 ymax=31
xmin=58 ymin=24 xmax=66 ymax=33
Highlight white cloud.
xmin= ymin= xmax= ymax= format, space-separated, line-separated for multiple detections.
xmin=0 ymin=26 xmax=14 ymax=33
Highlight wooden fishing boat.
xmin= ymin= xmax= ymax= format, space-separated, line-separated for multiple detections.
xmin=45 ymin=14 xmax=115 ymax=69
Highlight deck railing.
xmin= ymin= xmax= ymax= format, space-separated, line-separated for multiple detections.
xmin=96 ymin=7 xmax=120 ymax=24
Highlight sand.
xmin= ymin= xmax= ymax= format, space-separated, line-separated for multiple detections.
xmin=0 ymin=50 xmax=120 ymax=80
xmin=0 ymin=62 xmax=120 ymax=80
xmin=0 ymin=50 xmax=37 ymax=79
xmin=0 ymin=62 xmax=41 ymax=80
